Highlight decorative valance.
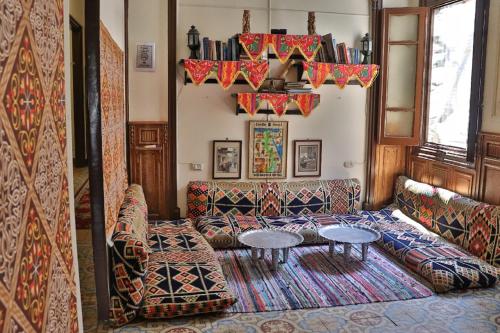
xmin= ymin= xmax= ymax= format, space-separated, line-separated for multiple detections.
xmin=183 ymin=59 xmax=269 ymax=90
xmin=239 ymin=33 xmax=322 ymax=63
xmin=237 ymin=93 xmax=320 ymax=117
xmin=302 ymin=62 xmax=379 ymax=89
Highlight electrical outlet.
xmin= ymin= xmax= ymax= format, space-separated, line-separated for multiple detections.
xmin=343 ymin=161 xmax=354 ymax=168
xmin=191 ymin=163 xmax=203 ymax=171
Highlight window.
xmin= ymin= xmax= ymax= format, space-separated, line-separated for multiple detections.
xmin=420 ymin=0 xmax=489 ymax=163
xmin=426 ymin=0 xmax=475 ymax=148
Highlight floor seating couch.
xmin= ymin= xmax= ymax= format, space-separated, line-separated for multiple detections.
xmin=187 ymin=177 xmax=498 ymax=293
xmin=108 ymin=185 xmax=237 ymax=326
xmin=109 ymin=177 xmax=498 ymax=326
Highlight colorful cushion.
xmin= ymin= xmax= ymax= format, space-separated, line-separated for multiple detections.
xmin=141 ymin=220 xmax=237 ymax=319
xmin=186 ymin=179 xmax=361 ymax=218
xmin=109 ymin=232 xmax=149 ymax=326
xmin=195 ymin=214 xmax=346 ymax=248
xmin=357 ymin=207 xmax=498 ymax=292
xmin=394 ymin=176 xmax=500 ymax=266
xmin=114 ymin=184 xmax=149 ymax=247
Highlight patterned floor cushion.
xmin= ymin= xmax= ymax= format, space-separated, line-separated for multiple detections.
xmin=195 ymin=214 xmax=346 ymax=248
xmin=141 ymin=220 xmax=237 ymax=319
xmin=357 ymin=207 xmax=498 ymax=292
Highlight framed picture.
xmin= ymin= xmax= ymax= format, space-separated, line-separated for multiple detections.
xmin=213 ymin=140 xmax=242 ymax=179
xmin=248 ymin=121 xmax=288 ymax=179
xmin=136 ymin=42 xmax=156 ymax=71
xmin=294 ymin=140 xmax=322 ymax=177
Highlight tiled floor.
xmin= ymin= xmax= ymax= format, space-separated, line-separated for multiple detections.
xmin=76 ymin=230 xmax=500 ymax=333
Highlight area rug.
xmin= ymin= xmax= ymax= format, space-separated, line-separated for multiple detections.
xmin=216 ymin=245 xmax=433 ymax=312
xmin=75 ymin=179 xmax=91 ymax=229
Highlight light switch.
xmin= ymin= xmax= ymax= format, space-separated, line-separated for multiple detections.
xmin=191 ymin=163 xmax=203 ymax=171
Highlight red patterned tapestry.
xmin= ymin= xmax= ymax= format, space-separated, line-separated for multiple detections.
xmin=237 ymin=93 xmax=320 ymax=117
xmin=239 ymin=33 xmax=322 ymax=63
xmin=0 ymin=0 xmax=80 ymax=332
xmin=184 ymin=59 xmax=269 ymax=90
xmin=302 ymin=62 xmax=379 ymax=89
xmin=100 ymin=23 xmax=128 ymax=243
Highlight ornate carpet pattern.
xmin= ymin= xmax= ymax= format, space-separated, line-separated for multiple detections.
xmin=0 ymin=0 xmax=80 ymax=331
xmin=218 ymin=246 xmax=432 ymax=312
xmin=75 ymin=180 xmax=91 ymax=229
xmin=99 ymin=22 xmax=128 ymax=242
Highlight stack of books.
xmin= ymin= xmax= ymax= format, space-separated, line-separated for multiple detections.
xmin=200 ymin=35 xmax=240 ymax=61
xmin=285 ymin=82 xmax=312 ymax=94
xmin=315 ymin=34 xmax=362 ymax=64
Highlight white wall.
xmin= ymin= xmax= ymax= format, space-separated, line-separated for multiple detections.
xmin=482 ymin=0 xmax=500 ymax=133
xmin=177 ymin=0 xmax=371 ymax=216
xmin=128 ymin=0 xmax=168 ymax=122
xmin=100 ymin=0 xmax=125 ymax=50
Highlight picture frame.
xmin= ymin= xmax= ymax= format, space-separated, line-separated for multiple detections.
xmin=135 ymin=42 xmax=156 ymax=71
xmin=248 ymin=121 xmax=288 ymax=179
xmin=293 ymin=140 xmax=322 ymax=177
xmin=212 ymin=140 xmax=242 ymax=179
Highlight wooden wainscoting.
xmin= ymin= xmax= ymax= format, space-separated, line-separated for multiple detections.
xmin=129 ymin=122 xmax=169 ymax=218
xmin=478 ymin=132 xmax=500 ymax=205
xmin=407 ymin=155 xmax=476 ymax=198
xmin=371 ymin=145 xmax=407 ymax=209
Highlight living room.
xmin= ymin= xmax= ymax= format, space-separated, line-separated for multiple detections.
xmin=0 ymin=0 xmax=498 ymax=332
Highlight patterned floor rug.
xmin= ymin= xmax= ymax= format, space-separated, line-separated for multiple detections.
xmin=75 ymin=179 xmax=91 ymax=229
xmin=217 ymin=245 xmax=433 ymax=312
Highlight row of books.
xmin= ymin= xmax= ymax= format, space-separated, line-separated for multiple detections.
xmin=316 ymin=33 xmax=363 ymax=64
xmin=198 ymin=33 xmax=363 ymax=64
xmin=200 ymin=36 xmax=240 ymax=61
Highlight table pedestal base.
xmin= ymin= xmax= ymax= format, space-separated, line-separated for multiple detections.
xmin=251 ymin=247 xmax=291 ymax=270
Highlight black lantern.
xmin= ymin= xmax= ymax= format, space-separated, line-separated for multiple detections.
xmin=361 ymin=33 xmax=372 ymax=64
xmin=187 ymin=25 xmax=200 ymax=59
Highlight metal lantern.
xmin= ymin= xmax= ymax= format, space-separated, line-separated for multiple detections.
xmin=361 ymin=33 xmax=372 ymax=64
xmin=187 ymin=25 xmax=200 ymax=59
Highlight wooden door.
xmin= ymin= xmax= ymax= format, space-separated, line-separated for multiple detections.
xmin=129 ymin=122 xmax=168 ymax=218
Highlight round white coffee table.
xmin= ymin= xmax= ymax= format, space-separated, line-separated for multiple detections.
xmin=319 ymin=224 xmax=381 ymax=263
xmin=238 ymin=229 xmax=304 ymax=270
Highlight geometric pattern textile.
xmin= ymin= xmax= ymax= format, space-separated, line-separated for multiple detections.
xmin=141 ymin=220 xmax=237 ymax=320
xmin=394 ymin=176 xmax=500 ymax=267
xmin=354 ymin=208 xmax=498 ymax=293
xmin=302 ymin=62 xmax=379 ymax=89
xmin=186 ymin=179 xmax=361 ymax=219
xmin=195 ymin=215 xmax=340 ymax=249
xmin=0 ymin=0 xmax=80 ymax=331
xmin=239 ymin=33 xmax=322 ymax=63
xmin=109 ymin=185 xmax=237 ymax=326
xmin=183 ymin=59 xmax=269 ymax=90
xmin=109 ymin=185 xmax=150 ymax=326
xmin=237 ymin=92 xmax=320 ymax=117
xmin=100 ymin=22 xmax=128 ymax=243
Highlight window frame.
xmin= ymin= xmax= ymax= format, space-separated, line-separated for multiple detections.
xmin=415 ymin=0 xmax=490 ymax=165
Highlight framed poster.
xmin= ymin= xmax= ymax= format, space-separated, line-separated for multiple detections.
xmin=248 ymin=121 xmax=288 ymax=179
xmin=213 ymin=140 xmax=242 ymax=179
xmin=294 ymin=140 xmax=322 ymax=177
xmin=136 ymin=42 xmax=156 ymax=71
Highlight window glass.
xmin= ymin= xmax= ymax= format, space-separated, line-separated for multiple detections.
xmin=426 ymin=0 xmax=475 ymax=148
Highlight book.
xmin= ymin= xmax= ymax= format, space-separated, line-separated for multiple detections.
xmin=202 ymin=37 xmax=209 ymax=60
xmin=215 ymin=40 xmax=221 ymax=60
xmin=322 ymin=34 xmax=335 ymax=63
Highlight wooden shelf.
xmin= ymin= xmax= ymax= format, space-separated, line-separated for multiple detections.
xmin=235 ymin=107 xmax=303 ymax=116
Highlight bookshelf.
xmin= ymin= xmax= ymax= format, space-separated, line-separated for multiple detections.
xmin=179 ymin=33 xmax=379 ymax=116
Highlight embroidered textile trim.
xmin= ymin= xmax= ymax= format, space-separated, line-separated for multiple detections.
xmin=302 ymin=62 xmax=379 ymax=89
xmin=237 ymin=93 xmax=320 ymax=117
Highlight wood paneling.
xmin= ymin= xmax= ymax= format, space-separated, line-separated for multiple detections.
xmin=371 ymin=145 xmax=406 ymax=209
xmin=478 ymin=132 xmax=500 ymax=205
xmin=129 ymin=122 xmax=169 ymax=218
xmin=408 ymin=155 xmax=476 ymax=198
